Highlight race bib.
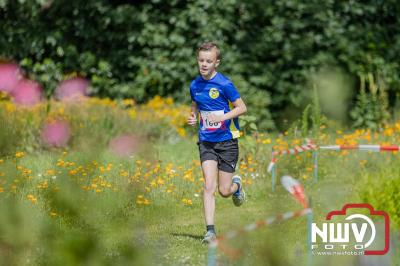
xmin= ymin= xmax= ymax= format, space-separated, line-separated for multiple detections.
xmin=200 ymin=110 xmax=224 ymax=130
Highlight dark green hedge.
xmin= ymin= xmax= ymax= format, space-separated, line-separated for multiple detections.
xmin=1 ymin=0 xmax=399 ymax=129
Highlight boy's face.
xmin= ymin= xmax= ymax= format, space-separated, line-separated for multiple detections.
xmin=197 ymin=49 xmax=220 ymax=80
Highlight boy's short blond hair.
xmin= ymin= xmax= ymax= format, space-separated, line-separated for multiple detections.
xmin=197 ymin=42 xmax=221 ymax=60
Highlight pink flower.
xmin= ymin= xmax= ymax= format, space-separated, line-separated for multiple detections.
xmin=12 ymin=79 xmax=43 ymax=106
xmin=55 ymin=77 xmax=89 ymax=101
xmin=0 ymin=63 xmax=22 ymax=93
xmin=41 ymin=120 xmax=71 ymax=147
xmin=109 ymin=134 xmax=140 ymax=157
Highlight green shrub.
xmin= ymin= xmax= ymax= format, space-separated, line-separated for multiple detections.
xmin=1 ymin=1 xmax=400 ymax=129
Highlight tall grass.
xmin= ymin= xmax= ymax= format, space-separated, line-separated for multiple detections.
xmin=0 ymin=96 xmax=399 ymax=265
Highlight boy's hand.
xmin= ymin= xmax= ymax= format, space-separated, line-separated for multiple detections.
xmin=207 ymin=114 xmax=224 ymax=123
xmin=187 ymin=111 xmax=197 ymax=126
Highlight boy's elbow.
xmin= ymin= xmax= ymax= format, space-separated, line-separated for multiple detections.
xmin=242 ymin=105 xmax=247 ymax=114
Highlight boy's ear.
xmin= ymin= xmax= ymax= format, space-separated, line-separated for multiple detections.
xmin=216 ymin=59 xmax=221 ymax=67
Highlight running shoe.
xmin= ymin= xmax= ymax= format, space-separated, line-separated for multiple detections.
xmin=202 ymin=230 xmax=217 ymax=244
xmin=232 ymin=175 xmax=245 ymax=206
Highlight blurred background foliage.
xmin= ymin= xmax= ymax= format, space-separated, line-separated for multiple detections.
xmin=1 ymin=0 xmax=400 ymax=130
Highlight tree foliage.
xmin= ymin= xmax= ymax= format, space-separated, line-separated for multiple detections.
xmin=1 ymin=0 xmax=399 ymax=129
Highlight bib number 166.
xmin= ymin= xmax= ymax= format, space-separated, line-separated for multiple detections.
xmin=204 ymin=119 xmax=221 ymax=128
xmin=200 ymin=110 xmax=224 ymax=130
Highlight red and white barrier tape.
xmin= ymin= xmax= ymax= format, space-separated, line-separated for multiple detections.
xmin=281 ymin=175 xmax=308 ymax=208
xmin=272 ymin=144 xmax=317 ymax=156
xmin=268 ymin=144 xmax=399 ymax=173
xmin=319 ymin=145 xmax=400 ymax=152
xmin=267 ymin=143 xmax=318 ymax=173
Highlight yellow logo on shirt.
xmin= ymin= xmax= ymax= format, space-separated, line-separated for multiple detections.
xmin=209 ymin=88 xmax=219 ymax=99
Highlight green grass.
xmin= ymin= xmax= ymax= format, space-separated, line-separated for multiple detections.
xmin=0 ymin=132 xmax=399 ymax=265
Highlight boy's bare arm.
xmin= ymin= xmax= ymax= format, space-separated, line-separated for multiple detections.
xmin=187 ymin=101 xmax=198 ymax=126
xmin=208 ymin=98 xmax=247 ymax=123
xmin=190 ymin=101 xmax=198 ymax=114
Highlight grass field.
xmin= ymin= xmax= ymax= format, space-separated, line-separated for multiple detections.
xmin=0 ymin=97 xmax=399 ymax=265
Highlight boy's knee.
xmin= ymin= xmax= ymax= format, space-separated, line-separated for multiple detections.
xmin=204 ymin=183 xmax=216 ymax=194
xmin=218 ymin=187 xmax=231 ymax=198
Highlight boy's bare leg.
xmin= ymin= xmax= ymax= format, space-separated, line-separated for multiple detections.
xmin=218 ymin=170 xmax=239 ymax=197
xmin=202 ymin=160 xmax=218 ymax=226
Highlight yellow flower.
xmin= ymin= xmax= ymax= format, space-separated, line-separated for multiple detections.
xmin=262 ymin=138 xmax=271 ymax=144
xmin=384 ymin=128 xmax=394 ymax=137
xmin=143 ymin=199 xmax=151 ymax=205
xmin=69 ymin=169 xmax=78 ymax=175
xmin=15 ymin=152 xmax=25 ymax=158
xmin=128 ymin=109 xmax=137 ymax=119
xmin=46 ymin=169 xmax=56 ymax=176
xmin=123 ymin=99 xmax=135 ymax=106
xmin=119 ymin=170 xmax=129 ymax=177
xmin=27 ymin=194 xmax=37 ymax=204
xmin=292 ymin=139 xmax=301 ymax=145
xmin=136 ymin=199 xmax=143 ymax=205
xmin=5 ymin=102 xmax=15 ymax=113
xmin=177 ymin=127 xmax=186 ymax=137
xmin=37 ymin=181 xmax=48 ymax=189
xmin=182 ymin=198 xmax=193 ymax=205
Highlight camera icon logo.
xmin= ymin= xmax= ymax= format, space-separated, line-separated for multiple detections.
xmin=311 ymin=203 xmax=389 ymax=255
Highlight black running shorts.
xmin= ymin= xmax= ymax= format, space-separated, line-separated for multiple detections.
xmin=198 ymin=139 xmax=239 ymax=173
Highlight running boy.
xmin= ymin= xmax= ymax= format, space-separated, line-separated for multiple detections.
xmin=187 ymin=42 xmax=247 ymax=243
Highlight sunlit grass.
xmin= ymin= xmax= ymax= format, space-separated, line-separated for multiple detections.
xmin=0 ymin=96 xmax=399 ymax=265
